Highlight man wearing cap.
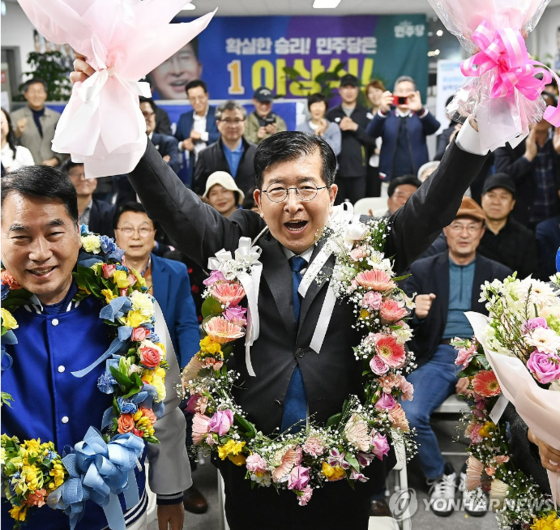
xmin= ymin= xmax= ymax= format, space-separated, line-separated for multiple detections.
xmin=478 ymin=173 xmax=539 ymax=279
xmin=326 ymin=74 xmax=377 ymax=205
xmin=203 ymin=171 xmax=245 ymax=219
xmin=244 ymin=87 xmax=287 ymax=145
xmin=366 ymin=76 xmax=440 ymax=186
xmin=193 ymin=101 xmax=257 ymax=196
xmin=403 ymin=197 xmax=511 ymax=517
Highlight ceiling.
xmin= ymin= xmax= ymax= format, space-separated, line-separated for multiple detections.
xmin=184 ymin=0 xmax=560 ymax=16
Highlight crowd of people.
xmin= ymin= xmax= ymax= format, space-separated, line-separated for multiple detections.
xmin=2 ymin=65 xmax=560 ymax=530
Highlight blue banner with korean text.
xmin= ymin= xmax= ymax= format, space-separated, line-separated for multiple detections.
xmin=147 ymin=15 xmax=428 ymax=101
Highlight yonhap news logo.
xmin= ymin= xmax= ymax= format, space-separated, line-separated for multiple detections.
xmin=388 ymin=488 xmax=418 ymax=521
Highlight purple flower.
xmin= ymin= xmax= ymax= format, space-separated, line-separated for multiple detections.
xmin=375 ymin=393 xmax=396 ymax=411
xmin=208 ymin=409 xmax=234 ymax=436
xmin=288 ymin=465 xmax=310 ymax=490
xmin=350 ymin=469 xmax=369 ymax=482
xmin=371 ymin=432 xmax=390 ymax=459
xmin=369 ymin=356 xmax=390 ymax=376
xmin=527 ymin=351 xmax=560 ymax=385
xmin=357 ymin=452 xmax=375 ymax=467
xmin=522 ymin=317 xmax=549 ymax=334
xmin=328 ymin=448 xmax=350 ymax=469
xmin=223 ymin=306 xmax=247 ymax=327
xmin=185 ymin=394 xmax=201 ymax=414
xmin=203 ymin=270 xmax=226 ymax=286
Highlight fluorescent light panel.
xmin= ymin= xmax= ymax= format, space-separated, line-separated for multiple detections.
xmin=313 ymin=0 xmax=341 ymax=8
xmin=182 ymin=3 xmax=196 ymax=10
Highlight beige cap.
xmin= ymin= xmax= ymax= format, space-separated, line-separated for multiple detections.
xmin=202 ymin=171 xmax=245 ymax=204
xmin=455 ymin=196 xmax=486 ymax=223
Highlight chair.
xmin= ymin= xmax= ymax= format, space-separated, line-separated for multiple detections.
xmin=218 ymin=471 xmax=230 ymax=530
xmin=387 ymin=439 xmax=413 ymax=530
xmin=433 ymin=394 xmax=468 ymax=456
xmin=353 ymin=197 xmax=388 ymax=217
xmin=144 ymin=462 xmax=158 ymax=524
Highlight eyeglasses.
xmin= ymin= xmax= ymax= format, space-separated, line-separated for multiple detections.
xmin=448 ymin=223 xmax=483 ymax=234
xmin=142 ymin=111 xmax=155 ymax=119
xmin=263 ymin=183 xmax=327 ymax=203
xmin=219 ymin=118 xmax=245 ymax=124
xmin=116 ymin=227 xmax=154 ymax=237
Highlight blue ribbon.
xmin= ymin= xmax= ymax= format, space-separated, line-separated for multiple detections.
xmin=556 ymin=246 xmax=560 ymax=274
xmin=1 ymin=329 xmax=17 ymax=372
xmin=71 ymin=338 xmax=129 ymax=378
xmin=102 ymin=383 xmax=162 ymax=430
xmin=52 ymin=427 xmax=145 ymax=530
xmin=100 ymin=297 xmax=132 ymax=323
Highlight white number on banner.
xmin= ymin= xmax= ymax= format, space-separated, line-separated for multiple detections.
xmin=227 ymin=60 xmax=244 ymax=95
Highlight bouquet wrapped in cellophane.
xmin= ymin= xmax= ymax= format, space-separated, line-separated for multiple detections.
xmin=427 ymin=0 xmax=560 ymax=152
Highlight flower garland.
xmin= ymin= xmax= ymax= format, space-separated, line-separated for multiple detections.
xmin=1 ymin=226 xmax=168 ymax=528
xmin=453 ymin=338 xmax=559 ymax=530
xmin=183 ymin=215 xmax=417 ymax=506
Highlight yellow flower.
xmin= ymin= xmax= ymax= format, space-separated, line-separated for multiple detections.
xmin=228 ymin=453 xmax=247 ymax=466
xmin=133 ymin=410 xmax=143 ymax=422
xmin=81 ymin=234 xmax=101 ymax=254
xmin=156 ymin=342 xmax=166 ymax=356
xmin=322 ymin=461 xmax=345 ymax=481
xmin=49 ymin=461 xmax=66 ymax=488
xmin=130 ymin=291 xmax=154 ymax=318
xmin=479 ymin=421 xmax=495 ymax=439
xmin=141 ymin=371 xmax=154 ymax=383
xmin=101 ymin=289 xmax=117 ymax=304
xmin=112 ymin=270 xmax=130 ymax=289
xmin=130 ymin=268 xmax=147 ymax=289
xmin=1 ymin=308 xmax=18 ymax=331
xmin=151 ymin=375 xmax=166 ymax=403
xmin=218 ymin=440 xmax=246 ymax=460
xmin=155 ymin=367 xmax=166 ymax=378
xmin=359 ymin=309 xmax=370 ymax=319
xmin=531 ymin=512 xmax=560 ymax=530
xmin=200 ymin=336 xmax=222 ymax=356
xmin=9 ymin=504 xmax=28 ymax=522
xmin=90 ymin=262 xmax=103 ymax=274
xmin=125 ymin=310 xmax=150 ymax=328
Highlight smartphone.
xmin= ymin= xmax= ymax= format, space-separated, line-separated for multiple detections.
xmin=393 ymin=95 xmax=408 ymax=106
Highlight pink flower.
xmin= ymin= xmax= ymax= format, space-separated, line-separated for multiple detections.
xmin=472 ymin=370 xmax=501 ymax=397
xmin=466 ymin=456 xmax=485 ymax=491
xmin=466 ymin=421 xmax=484 ymax=444
xmin=361 ymin=291 xmax=383 ymax=311
xmin=203 ymin=270 xmax=226 ymax=286
xmin=388 ymin=404 xmax=410 ymax=431
xmin=375 ymin=335 xmax=406 ymax=368
xmin=375 ymin=393 xmax=396 ymax=411
xmin=102 ymin=264 xmax=117 ymax=279
xmin=527 ymin=351 xmax=560 ymax=384
xmin=140 ymin=345 xmax=162 ymax=368
xmin=370 ymin=356 xmax=390 ymax=376
xmin=298 ymin=486 xmax=313 ymax=506
xmin=455 ymin=343 xmax=477 ymax=368
xmin=210 ymin=281 xmax=246 ymax=306
xmin=246 ymin=453 xmax=268 ymax=474
xmin=131 ymin=327 xmax=149 ymax=342
xmin=378 ymin=374 xmax=398 ymax=393
xmin=357 ymin=452 xmax=375 ymax=467
xmin=186 ymin=394 xmax=201 ymax=414
xmin=379 ymin=299 xmax=408 ymax=323
xmin=355 ymin=269 xmax=396 ymax=291
xmin=202 ymin=357 xmax=224 ymax=371
xmin=371 ymin=431 xmax=390 ymax=459
xmin=350 ymin=469 xmax=369 ymax=482
xmin=522 ymin=317 xmax=549 ymax=333
xmin=26 ymin=489 xmax=47 ymax=507
xmin=273 ymin=446 xmax=302 ymax=482
xmin=208 ymin=409 xmax=234 ymax=436
xmin=302 ymin=437 xmax=325 ymax=457
xmin=223 ymin=306 xmax=247 ymax=327
xmin=400 ymin=379 xmax=414 ymax=401
xmin=350 ymin=246 xmax=367 ymax=261
xmin=127 ymin=273 xmax=137 ymax=287
xmin=206 ymin=433 xmax=217 ymax=446
xmin=495 ymin=455 xmax=510 ymax=465
xmin=192 ymin=413 xmax=211 ymax=444
xmin=203 ymin=316 xmax=245 ymax=344
xmin=288 ymin=465 xmax=310 ymax=490
xmin=344 ymin=413 xmax=371 ymax=452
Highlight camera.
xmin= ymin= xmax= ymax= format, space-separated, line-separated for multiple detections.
xmin=263 ymin=114 xmax=276 ymax=126
xmin=393 ymin=95 xmax=408 ymax=106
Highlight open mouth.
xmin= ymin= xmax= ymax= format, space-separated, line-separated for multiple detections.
xmin=285 ymin=220 xmax=308 ymax=233
xmin=28 ymin=266 xmax=56 ymax=278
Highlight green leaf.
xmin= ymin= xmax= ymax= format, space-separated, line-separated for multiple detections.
xmin=345 ymin=453 xmax=360 ymax=471
xmin=1 ymin=392 xmax=14 ymax=408
xmin=201 ymin=297 xmax=223 ymax=319
xmin=325 ymin=413 xmax=342 ymax=428
xmin=234 ymin=414 xmax=257 ymax=438
xmin=110 ymin=366 xmax=132 ymax=389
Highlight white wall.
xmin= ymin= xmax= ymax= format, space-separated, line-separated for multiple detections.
xmin=534 ymin=5 xmax=560 ymax=69
xmin=2 ymin=1 xmax=36 ymax=79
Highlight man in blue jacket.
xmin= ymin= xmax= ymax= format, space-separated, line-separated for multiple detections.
xmin=175 ymin=80 xmax=220 ymax=188
xmin=367 ymin=76 xmax=440 ymax=183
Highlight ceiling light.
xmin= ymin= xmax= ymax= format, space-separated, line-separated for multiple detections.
xmin=436 ymin=30 xmax=443 ymax=37
xmin=182 ymin=3 xmax=196 ymax=9
xmin=313 ymin=0 xmax=341 ymax=8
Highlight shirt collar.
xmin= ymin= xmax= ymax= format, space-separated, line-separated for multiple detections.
xmin=282 ymin=245 xmax=314 ymax=264
xmin=395 ymin=108 xmax=412 ymax=118
xmin=193 ymin=108 xmax=208 ymax=120
xmin=222 ymin=139 xmax=243 ymax=154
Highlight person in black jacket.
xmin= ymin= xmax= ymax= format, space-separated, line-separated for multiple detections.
xmin=403 ymin=198 xmax=511 ymax=517
xmin=326 ymin=74 xmax=376 ymax=205
xmin=61 ymin=159 xmax=114 ymax=237
xmin=193 ymin=101 xmax=257 ymax=195
xmin=494 ymin=92 xmax=560 ymax=228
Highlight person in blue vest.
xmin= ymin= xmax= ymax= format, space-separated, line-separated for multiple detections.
xmin=0 ymin=167 xmax=190 ymax=530
xmin=113 ymin=201 xmax=206 ymax=514
xmin=174 ymin=80 xmax=220 ymax=188
xmin=367 ymin=76 xmax=440 ymax=185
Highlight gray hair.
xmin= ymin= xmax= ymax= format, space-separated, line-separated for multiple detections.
xmin=215 ymin=100 xmax=247 ymax=121
xmin=393 ymin=76 xmax=416 ymax=92
xmin=418 ymin=161 xmax=440 ymax=182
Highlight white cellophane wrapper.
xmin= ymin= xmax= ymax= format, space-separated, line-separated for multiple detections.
xmin=426 ymin=0 xmax=552 ymax=152
xmin=17 ymin=0 xmax=215 ymax=177
xmin=467 ymin=311 xmax=560 ymax=507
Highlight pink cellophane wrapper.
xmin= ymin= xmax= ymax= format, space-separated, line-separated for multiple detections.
xmin=467 ymin=312 xmax=560 ymax=507
xmin=427 ymin=0 xmax=557 ymax=152
xmin=17 ymin=0 xmax=215 ymax=177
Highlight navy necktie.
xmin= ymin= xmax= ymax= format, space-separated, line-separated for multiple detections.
xmin=280 ymin=256 xmax=308 ymax=433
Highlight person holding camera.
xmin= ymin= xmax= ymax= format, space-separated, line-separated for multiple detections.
xmin=244 ymin=87 xmax=287 ymax=145
xmin=367 ymin=75 xmax=440 ymax=192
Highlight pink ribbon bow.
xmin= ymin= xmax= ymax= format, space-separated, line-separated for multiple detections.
xmin=461 ymin=20 xmax=560 ymax=127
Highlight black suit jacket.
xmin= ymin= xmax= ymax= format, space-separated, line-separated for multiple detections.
xmin=404 ymin=252 xmax=511 ymax=367
xmin=151 ymin=133 xmax=179 ymax=175
xmin=192 ymin=138 xmax=257 ymax=195
xmin=88 ymin=198 xmax=115 ymax=238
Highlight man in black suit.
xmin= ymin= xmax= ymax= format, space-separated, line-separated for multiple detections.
xmin=326 ymin=74 xmax=377 ymax=205
xmin=192 ymin=100 xmax=257 ymax=195
xmin=61 ymin=159 xmax=114 ymax=237
xmin=403 ymin=197 xmax=511 ymax=517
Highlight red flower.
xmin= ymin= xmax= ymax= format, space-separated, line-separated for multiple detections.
xmin=1 ymin=270 xmax=21 ymax=289
xmin=102 ymin=264 xmax=116 ymax=279
xmin=140 ymin=346 xmax=162 ymax=368
xmin=117 ymin=413 xmax=135 ymax=434
xmin=472 ymin=370 xmax=501 ymax=398
xmin=375 ymin=335 xmax=406 ymax=368
xmin=131 ymin=327 xmax=149 ymax=342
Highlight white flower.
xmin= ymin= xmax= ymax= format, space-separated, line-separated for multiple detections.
xmin=129 ymin=290 xmax=154 ymax=318
xmin=550 ymin=380 xmax=560 ymax=392
xmin=81 ymin=234 xmax=101 ymax=254
xmin=394 ymin=326 xmax=413 ymax=345
xmin=525 ymin=327 xmax=560 ymax=355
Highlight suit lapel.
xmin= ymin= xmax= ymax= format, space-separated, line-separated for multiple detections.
xmin=151 ymin=256 xmax=170 ymax=316
xmin=435 ymin=253 xmax=450 ymax=327
xmin=259 ymin=236 xmax=297 ymax=339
